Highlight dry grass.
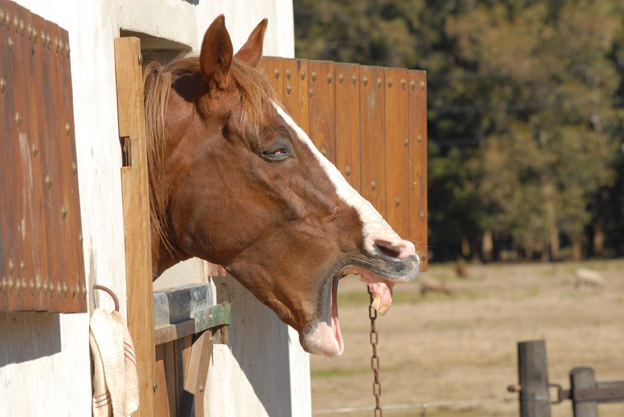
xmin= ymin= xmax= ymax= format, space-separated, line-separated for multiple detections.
xmin=311 ymin=259 xmax=624 ymax=417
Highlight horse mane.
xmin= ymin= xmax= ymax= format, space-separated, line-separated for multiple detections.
xmin=142 ymin=56 xmax=278 ymax=254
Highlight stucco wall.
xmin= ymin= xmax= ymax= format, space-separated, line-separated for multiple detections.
xmin=0 ymin=1 xmax=309 ymax=416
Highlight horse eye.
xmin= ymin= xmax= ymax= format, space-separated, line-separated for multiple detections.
xmin=261 ymin=138 xmax=291 ymax=161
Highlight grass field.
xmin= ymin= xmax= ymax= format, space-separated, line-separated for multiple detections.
xmin=310 ymin=259 xmax=624 ymax=417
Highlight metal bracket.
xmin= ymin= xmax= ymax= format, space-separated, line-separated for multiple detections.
xmin=550 ymin=383 xmax=570 ymax=404
xmin=194 ymin=303 xmax=231 ymax=333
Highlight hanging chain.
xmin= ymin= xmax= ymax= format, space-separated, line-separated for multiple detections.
xmin=367 ymin=286 xmax=382 ymax=417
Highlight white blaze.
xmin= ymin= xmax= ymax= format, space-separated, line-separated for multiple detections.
xmin=273 ymin=103 xmax=415 ymax=257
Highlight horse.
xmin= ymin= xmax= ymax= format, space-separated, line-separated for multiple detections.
xmin=142 ymin=15 xmax=421 ymax=357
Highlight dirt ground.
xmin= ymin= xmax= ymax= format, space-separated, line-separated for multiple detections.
xmin=310 ymin=259 xmax=624 ymax=417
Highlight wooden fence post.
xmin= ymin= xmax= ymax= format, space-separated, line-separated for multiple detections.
xmin=518 ymin=340 xmax=551 ymax=417
xmin=570 ymin=367 xmax=598 ymax=417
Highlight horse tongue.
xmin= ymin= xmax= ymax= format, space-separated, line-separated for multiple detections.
xmin=367 ymin=281 xmax=394 ymax=315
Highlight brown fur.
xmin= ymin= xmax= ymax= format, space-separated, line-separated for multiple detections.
xmin=141 ymin=18 xmax=364 ymax=334
xmin=143 ymin=57 xmax=278 ymax=255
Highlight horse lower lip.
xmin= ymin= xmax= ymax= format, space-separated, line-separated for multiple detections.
xmin=301 ymin=273 xmax=344 ymax=356
xmin=331 ymin=274 xmax=343 ymax=354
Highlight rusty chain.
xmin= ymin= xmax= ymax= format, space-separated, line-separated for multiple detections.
xmin=367 ymin=286 xmax=382 ymax=417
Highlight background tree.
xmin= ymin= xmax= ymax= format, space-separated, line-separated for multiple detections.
xmin=294 ymin=0 xmax=624 ymax=261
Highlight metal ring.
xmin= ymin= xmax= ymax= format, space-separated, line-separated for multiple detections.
xmin=93 ymin=284 xmax=120 ymax=311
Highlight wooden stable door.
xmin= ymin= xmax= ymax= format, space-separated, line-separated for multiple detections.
xmin=0 ymin=0 xmax=86 ymax=312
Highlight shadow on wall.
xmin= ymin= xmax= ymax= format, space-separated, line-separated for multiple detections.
xmin=0 ymin=312 xmax=62 ymax=367
xmin=212 ymin=275 xmax=293 ymax=417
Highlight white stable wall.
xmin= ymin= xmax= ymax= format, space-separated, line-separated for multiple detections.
xmin=0 ymin=1 xmax=310 ymax=416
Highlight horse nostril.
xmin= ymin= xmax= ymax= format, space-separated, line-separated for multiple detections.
xmin=374 ymin=240 xmax=401 ymax=259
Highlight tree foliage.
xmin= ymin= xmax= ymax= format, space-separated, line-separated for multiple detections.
xmin=294 ymin=0 xmax=624 ymax=260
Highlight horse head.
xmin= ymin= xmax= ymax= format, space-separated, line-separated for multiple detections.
xmin=144 ymin=15 xmax=421 ymax=357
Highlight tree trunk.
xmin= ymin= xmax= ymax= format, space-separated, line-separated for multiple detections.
xmin=550 ymin=224 xmax=560 ymax=261
xmin=482 ymin=230 xmax=493 ymax=262
xmin=542 ymin=179 xmax=559 ymax=261
xmin=572 ymin=235 xmax=583 ymax=260
xmin=461 ymin=236 xmax=470 ymax=258
xmin=539 ymin=239 xmax=549 ymax=262
xmin=592 ymin=226 xmax=604 ymax=257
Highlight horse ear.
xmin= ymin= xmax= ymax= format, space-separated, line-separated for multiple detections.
xmin=200 ymin=15 xmax=233 ymax=84
xmin=234 ymin=19 xmax=268 ymax=68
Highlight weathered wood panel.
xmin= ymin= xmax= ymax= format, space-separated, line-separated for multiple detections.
xmin=408 ymin=70 xmax=428 ymax=270
xmin=360 ymin=66 xmax=386 ymax=216
xmin=0 ymin=0 xmax=85 ymax=312
xmin=155 ymin=344 xmax=174 ymax=417
xmin=114 ymin=36 xmax=155 ymax=417
xmin=335 ymin=62 xmax=361 ymax=191
xmin=155 ymin=331 xmax=212 ymax=417
xmin=259 ymin=56 xmax=284 ymax=101
xmin=175 ymin=336 xmax=193 ymax=415
xmin=308 ymin=60 xmax=336 ymax=163
xmin=384 ymin=67 xmax=410 ymax=238
xmin=281 ymin=58 xmax=309 ymax=134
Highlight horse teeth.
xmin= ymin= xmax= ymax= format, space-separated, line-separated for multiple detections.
xmin=378 ymin=302 xmax=390 ymax=316
xmin=371 ymin=294 xmax=381 ymax=312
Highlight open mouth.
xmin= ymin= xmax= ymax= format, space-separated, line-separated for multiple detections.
xmin=303 ymin=259 xmax=416 ymax=357
xmin=331 ymin=266 xmax=397 ymax=350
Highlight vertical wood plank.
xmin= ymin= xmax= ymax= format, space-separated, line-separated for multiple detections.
xmin=114 ymin=37 xmax=155 ymax=417
xmin=38 ymin=16 xmax=55 ymax=311
xmin=0 ymin=0 xmax=11 ymax=311
xmin=335 ymin=63 xmax=361 ymax=191
xmin=183 ymin=331 xmax=213 ymax=417
xmin=384 ymin=67 xmax=409 ymax=238
xmin=408 ymin=70 xmax=428 ymax=270
xmin=47 ymin=21 xmax=68 ymax=312
xmin=58 ymin=22 xmax=85 ymax=311
xmin=174 ymin=335 xmax=193 ymax=416
xmin=259 ymin=56 xmax=284 ymax=102
xmin=2 ymin=0 xmax=22 ymax=311
xmin=11 ymin=3 xmax=29 ymax=311
xmin=23 ymin=7 xmax=49 ymax=311
xmin=164 ymin=341 xmax=177 ymax=417
xmin=281 ymin=58 xmax=310 ymax=134
xmin=359 ymin=66 xmax=386 ymax=216
xmin=49 ymin=21 xmax=81 ymax=311
xmin=308 ymin=60 xmax=336 ymax=163
xmin=155 ymin=345 xmax=172 ymax=417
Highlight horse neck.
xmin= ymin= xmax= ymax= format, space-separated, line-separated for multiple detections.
xmin=150 ymin=221 xmax=188 ymax=278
